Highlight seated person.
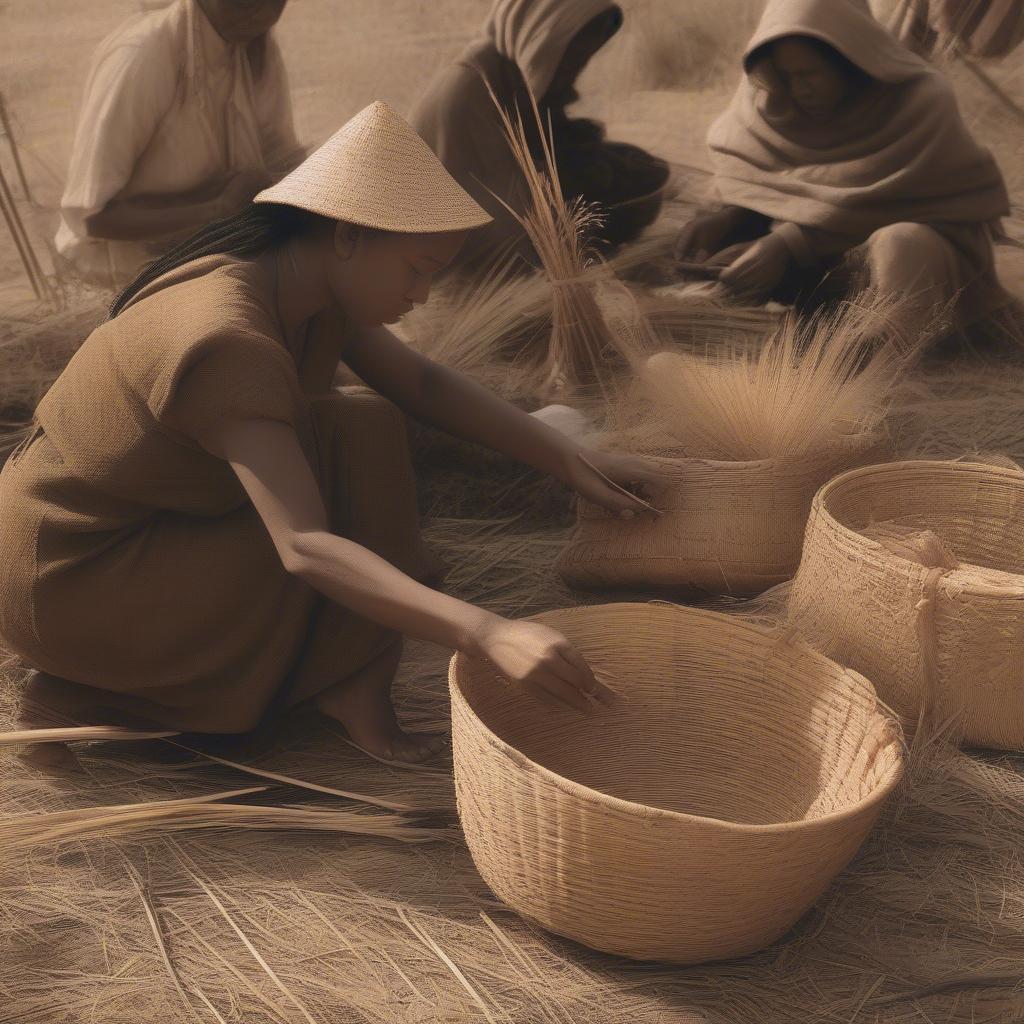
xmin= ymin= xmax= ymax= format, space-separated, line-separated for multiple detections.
xmin=675 ymin=0 xmax=1012 ymax=348
xmin=56 ymin=0 xmax=303 ymax=289
xmin=411 ymin=0 xmax=670 ymax=272
xmin=889 ymin=0 xmax=1024 ymax=59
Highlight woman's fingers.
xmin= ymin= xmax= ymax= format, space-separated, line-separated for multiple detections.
xmin=528 ymin=670 xmax=594 ymax=714
xmin=706 ymin=241 xmax=755 ymax=269
xmin=583 ymin=456 xmax=666 ymax=504
xmin=721 ymin=260 xmax=769 ymax=298
xmin=554 ymin=643 xmax=617 ymax=706
xmin=521 ymin=679 xmax=576 ymax=711
xmin=590 ymin=483 xmax=655 ymax=519
xmin=575 ymin=468 xmax=656 ymax=518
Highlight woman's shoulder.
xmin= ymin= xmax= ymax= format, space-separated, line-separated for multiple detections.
xmin=126 ymin=256 xmax=281 ymax=338
xmin=97 ymin=257 xmax=289 ymax=391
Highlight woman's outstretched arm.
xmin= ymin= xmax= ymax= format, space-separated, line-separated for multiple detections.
xmin=341 ymin=325 xmax=665 ymax=518
xmin=197 ymin=416 xmax=614 ymax=714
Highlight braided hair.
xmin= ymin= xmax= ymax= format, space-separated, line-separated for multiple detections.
xmin=107 ymin=202 xmax=327 ymax=319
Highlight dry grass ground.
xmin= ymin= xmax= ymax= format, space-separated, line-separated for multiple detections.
xmin=1 ymin=2 xmax=1024 ymax=1021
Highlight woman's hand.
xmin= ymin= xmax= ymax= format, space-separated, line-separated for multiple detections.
xmin=717 ymin=233 xmax=791 ymax=301
xmin=473 ymin=617 xmax=616 ymax=714
xmin=562 ymin=446 xmax=666 ymax=519
xmin=674 ymin=208 xmax=742 ymax=263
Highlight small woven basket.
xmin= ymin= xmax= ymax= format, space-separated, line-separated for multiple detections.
xmin=556 ymin=434 xmax=886 ymax=596
xmin=790 ymin=459 xmax=1024 ymax=751
xmin=449 ymin=603 xmax=903 ymax=964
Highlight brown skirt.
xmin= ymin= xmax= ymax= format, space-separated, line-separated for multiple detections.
xmin=0 ymin=389 xmax=432 ymax=733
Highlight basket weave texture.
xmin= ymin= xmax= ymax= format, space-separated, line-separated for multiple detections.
xmin=449 ymin=603 xmax=903 ymax=964
xmin=790 ymin=460 xmax=1024 ymax=752
xmin=556 ymin=435 xmax=886 ymax=596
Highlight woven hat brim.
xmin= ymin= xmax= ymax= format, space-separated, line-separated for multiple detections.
xmin=252 ymin=186 xmax=493 ymax=234
xmin=251 ymin=100 xmax=494 ymax=234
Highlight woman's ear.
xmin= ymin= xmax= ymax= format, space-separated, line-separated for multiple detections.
xmin=334 ymin=221 xmax=362 ymax=262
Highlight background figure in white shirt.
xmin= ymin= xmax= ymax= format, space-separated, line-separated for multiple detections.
xmin=56 ymin=0 xmax=303 ymax=290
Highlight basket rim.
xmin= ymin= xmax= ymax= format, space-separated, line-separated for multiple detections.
xmin=619 ymin=431 xmax=887 ymax=477
xmin=811 ymin=459 xmax=1024 ymax=597
xmin=448 ymin=602 xmax=904 ymax=835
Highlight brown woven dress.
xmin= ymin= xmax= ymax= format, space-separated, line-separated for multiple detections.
xmin=0 ymin=254 xmax=432 ymax=733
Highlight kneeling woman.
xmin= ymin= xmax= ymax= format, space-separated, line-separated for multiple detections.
xmin=411 ymin=0 xmax=670 ymax=272
xmin=0 ymin=102 xmax=655 ymax=765
xmin=676 ymin=0 xmax=1011 ymax=342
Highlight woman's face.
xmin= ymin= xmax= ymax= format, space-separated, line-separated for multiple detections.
xmin=199 ymin=0 xmax=288 ymax=44
xmin=771 ymin=37 xmax=852 ymax=117
xmin=326 ymin=229 xmax=468 ymax=328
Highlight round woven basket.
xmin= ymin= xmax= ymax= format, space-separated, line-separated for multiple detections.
xmin=556 ymin=434 xmax=886 ymax=596
xmin=449 ymin=603 xmax=903 ymax=964
xmin=790 ymin=460 xmax=1024 ymax=751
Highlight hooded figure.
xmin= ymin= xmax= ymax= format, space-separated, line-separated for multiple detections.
xmin=411 ymin=0 xmax=670 ymax=271
xmin=677 ymin=0 xmax=1011 ymax=343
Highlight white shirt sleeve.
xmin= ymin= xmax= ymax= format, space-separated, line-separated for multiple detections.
xmin=60 ymin=31 xmax=177 ymax=234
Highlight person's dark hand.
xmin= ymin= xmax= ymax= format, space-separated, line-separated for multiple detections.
xmin=673 ymin=209 xmax=741 ymax=263
xmin=717 ymin=233 xmax=791 ymax=302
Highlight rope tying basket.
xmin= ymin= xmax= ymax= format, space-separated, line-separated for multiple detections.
xmin=449 ymin=603 xmax=903 ymax=964
xmin=556 ymin=434 xmax=886 ymax=596
xmin=790 ymin=460 xmax=1024 ymax=751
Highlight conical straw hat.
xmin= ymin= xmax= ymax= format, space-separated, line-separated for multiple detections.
xmin=254 ymin=101 xmax=493 ymax=234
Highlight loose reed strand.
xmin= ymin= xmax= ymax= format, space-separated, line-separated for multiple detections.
xmin=191 ymin=874 xmax=319 ymax=1024
xmin=576 ymin=453 xmax=664 ymax=516
xmin=124 ymin=860 xmax=207 ymax=1024
xmin=0 ymin=726 xmax=180 ymax=745
xmin=1 ymin=789 xmax=453 ymax=852
xmin=164 ymin=740 xmax=424 ymax=813
xmin=398 ymin=907 xmax=501 ymax=1024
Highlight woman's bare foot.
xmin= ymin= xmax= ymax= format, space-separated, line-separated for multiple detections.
xmin=313 ymin=644 xmax=448 ymax=764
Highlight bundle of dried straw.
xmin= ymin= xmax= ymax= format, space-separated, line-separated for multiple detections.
xmin=486 ymin=82 xmax=624 ymax=399
xmin=558 ymin=303 xmax=900 ymax=594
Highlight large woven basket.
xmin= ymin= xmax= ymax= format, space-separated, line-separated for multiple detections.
xmin=449 ymin=603 xmax=903 ymax=964
xmin=556 ymin=435 xmax=886 ymax=596
xmin=790 ymin=460 xmax=1024 ymax=751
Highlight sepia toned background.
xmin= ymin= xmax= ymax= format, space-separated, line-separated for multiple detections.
xmin=3 ymin=1 xmax=1018 ymax=308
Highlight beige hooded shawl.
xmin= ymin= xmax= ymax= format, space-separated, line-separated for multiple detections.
xmin=484 ymin=0 xmax=616 ymax=100
xmin=707 ymin=0 xmax=1010 ymax=244
xmin=410 ymin=0 xmax=616 ymax=266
